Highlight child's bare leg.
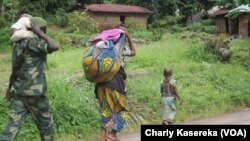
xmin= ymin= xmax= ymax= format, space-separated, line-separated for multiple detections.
xmin=101 ymin=127 xmax=107 ymax=141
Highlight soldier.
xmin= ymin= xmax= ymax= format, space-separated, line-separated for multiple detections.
xmin=0 ymin=17 xmax=59 ymax=141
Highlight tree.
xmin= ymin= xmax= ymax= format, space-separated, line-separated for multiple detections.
xmin=238 ymin=0 xmax=250 ymax=4
xmin=177 ymin=0 xmax=198 ymax=24
xmin=0 ymin=0 xmax=19 ymax=22
xmin=176 ymin=0 xmax=215 ymax=24
xmin=17 ymin=0 xmax=104 ymax=18
xmin=197 ymin=0 xmax=217 ymax=11
xmin=115 ymin=0 xmax=180 ymax=23
xmin=216 ymin=0 xmax=240 ymax=9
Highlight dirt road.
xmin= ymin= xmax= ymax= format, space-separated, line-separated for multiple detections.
xmin=95 ymin=108 xmax=250 ymax=141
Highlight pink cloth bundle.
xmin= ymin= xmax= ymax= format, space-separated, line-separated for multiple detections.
xmin=91 ymin=28 xmax=124 ymax=44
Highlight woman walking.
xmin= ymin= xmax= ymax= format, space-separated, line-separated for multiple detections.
xmin=95 ymin=27 xmax=136 ymax=141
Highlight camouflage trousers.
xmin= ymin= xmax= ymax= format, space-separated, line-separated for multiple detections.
xmin=0 ymin=95 xmax=54 ymax=141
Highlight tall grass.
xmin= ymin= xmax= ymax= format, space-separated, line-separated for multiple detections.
xmin=0 ymin=33 xmax=250 ymax=141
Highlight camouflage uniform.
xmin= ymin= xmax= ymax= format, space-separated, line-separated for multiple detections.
xmin=0 ymin=38 xmax=54 ymax=141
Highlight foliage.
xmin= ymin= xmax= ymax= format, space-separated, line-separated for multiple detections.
xmin=19 ymin=0 xmax=46 ymax=17
xmin=130 ymin=30 xmax=154 ymax=40
xmin=0 ymin=17 xmax=8 ymax=28
xmin=185 ymin=22 xmax=216 ymax=34
xmin=115 ymin=0 xmax=178 ymax=23
xmin=215 ymin=0 xmax=249 ymax=9
xmin=115 ymin=0 xmax=216 ymax=24
xmin=184 ymin=32 xmax=236 ymax=64
xmin=178 ymin=0 xmax=198 ymax=24
xmin=67 ymin=11 xmax=99 ymax=34
xmin=125 ymin=18 xmax=145 ymax=31
xmin=149 ymin=16 xmax=183 ymax=29
xmin=230 ymin=39 xmax=250 ymax=69
xmin=54 ymin=32 xmax=91 ymax=47
xmin=55 ymin=8 xmax=69 ymax=27
xmin=150 ymin=18 xmax=215 ymax=34
xmin=0 ymin=0 xmax=19 ymax=22
xmin=0 ymin=27 xmax=11 ymax=47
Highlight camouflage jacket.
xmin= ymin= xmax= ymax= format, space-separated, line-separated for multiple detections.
xmin=12 ymin=38 xmax=48 ymax=96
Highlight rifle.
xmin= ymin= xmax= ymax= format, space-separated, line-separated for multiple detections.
xmin=5 ymin=45 xmax=27 ymax=101
xmin=5 ymin=73 xmax=15 ymax=101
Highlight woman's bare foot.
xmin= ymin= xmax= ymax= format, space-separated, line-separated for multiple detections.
xmin=108 ymin=130 xmax=120 ymax=141
xmin=101 ymin=127 xmax=107 ymax=141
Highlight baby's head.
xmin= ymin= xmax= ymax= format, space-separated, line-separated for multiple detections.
xmin=163 ymin=67 xmax=172 ymax=81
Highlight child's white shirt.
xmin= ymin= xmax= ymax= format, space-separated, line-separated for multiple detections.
xmin=11 ymin=17 xmax=31 ymax=30
xmin=10 ymin=17 xmax=35 ymax=42
xmin=10 ymin=30 xmax=36 ymax=42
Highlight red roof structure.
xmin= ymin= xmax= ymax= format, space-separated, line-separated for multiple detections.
xmin=210 ymin=9 xmax=230 ymax=17
xmin=87 ymin=4 xmax=152 ymax=14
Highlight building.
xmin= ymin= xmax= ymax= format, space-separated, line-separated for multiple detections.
xmin=86 ymin=4 xmax=152 ymax=30
xmin=211 ymin=5 xmax=250 ymax=38
xmin=210 ymin=9 xmax=230 ymax=34
xmin=237 ymin=13 xmax=250 ymax=37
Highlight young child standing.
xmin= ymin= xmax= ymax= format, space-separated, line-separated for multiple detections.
xmin=160 ymin=67 xmax=183 ymax=125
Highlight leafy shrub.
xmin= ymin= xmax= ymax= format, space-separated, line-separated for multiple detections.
xmin=0 ymin=27 xmax=11 ymax=48
xmin=149 ymin=16 xmax=181 ymax=40
xmin=186 ymin=39 xmax=219 ymax=63
xmin=126 ymin=17 xmax=145 ymax=31
xmin=55 ymin=33 xmax=71 ymax=46
xmin=131 ymin=31 xmax=154 ymax=40
xmin=149 ymin=16 xmax=183 ymax=29
xmin=67 ymin=11 xmax=99 ymax=34
xmin=230 ymin=39 xmax=250 ymax=69
xmin=54 ymin=32 xmax=92 ymax=47
xmin=185 ymin=22 xmax=216 ymax=34
xmin=0 ymin=17 xmax=8 ymax=29
xmin=201 ymin=19 xmax=215 ymax=26
xmin=46 ymin=15 xmax=57 ymax=25
xmin=55 ymin=8 xmax=69 ymax=27
xmin=170 ymin=25 xmax=185 ymax=33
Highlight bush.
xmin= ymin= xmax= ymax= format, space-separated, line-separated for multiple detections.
xmin=185 ymin=22 xmax=216 ymax=34
xmin=54 ymin=32 xmax=92 ymax=47
xmin=170 ymin=25 xmax=185 ymax=33
xmin=126 ymin=18 xmax=145 ymax=31
xmin=0 ymin=27 xmax=11 ymax=48
xmin=56 ymin=8 xmax=69 ymax=27
xmin=67 ymin=11 xmax=99 ymax=34
xmin=0 ymin=17 xmax=8 ymax=29
xmin=186 ymin=38 xmax=219 ymax=63
xmin=149 ymin=16 xmax=183 ymax=29
xmin=131 ymin=31 xmax=154 ymax=40
xmin=55 ymin=33 xmax=72 ymax=46
xmin=230 ymin=39 xmax=250 ymax=69
xmin=201 ymin=19 xmax=215 ymax=26
xmin=46 ymin=15 xmax=57 ymax=25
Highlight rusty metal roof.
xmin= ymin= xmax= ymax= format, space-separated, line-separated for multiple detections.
xmin=210 ymin=9 xmax=230 ymax=17
xmin=87 ymin=4 xmax=152 ymax=14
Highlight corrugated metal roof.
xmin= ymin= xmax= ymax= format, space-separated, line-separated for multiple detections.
xmin=226 ymin=4 xmax=250 ymax=18
xmin=87 ymin=4 xmax=152 ymax=14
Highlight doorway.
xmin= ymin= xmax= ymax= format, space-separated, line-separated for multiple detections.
xmin=120 ymin=15 xmax=126 ymax=25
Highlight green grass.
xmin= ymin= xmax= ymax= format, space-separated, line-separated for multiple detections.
xmin=0 ymin=32 xmax=250 ymax=141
